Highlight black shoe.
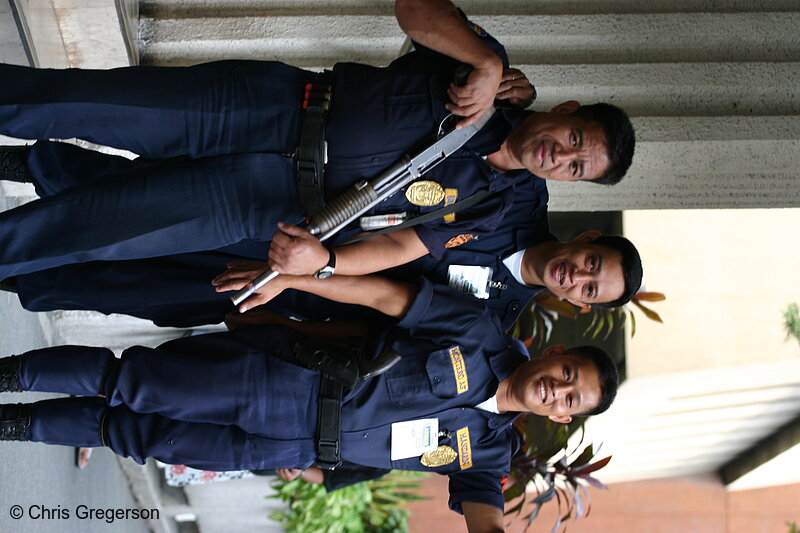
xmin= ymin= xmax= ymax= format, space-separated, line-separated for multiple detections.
xmin=0 ymin=403 xmax=31 ymax=441
xmin=0 ymin=356 xmax=22 ymax=392
xmin=0 ymin=145 xmax=32 ymax=182
xmin=0 ymin=276 xmax=17 ymax=294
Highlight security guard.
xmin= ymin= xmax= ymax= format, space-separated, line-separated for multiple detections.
xmin=0 ymin=2 xmax=635 ymax=284
xmin=0 ymin=274 xmax=619 ymax=533
xmin=8 ymin=166 xmax=643 ymax=330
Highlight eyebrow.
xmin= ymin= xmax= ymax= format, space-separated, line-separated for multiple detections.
xmin=577 ymin=129 xmax=585 ymax=178
xmin=588 ymin=255 xmax=603 ymax=300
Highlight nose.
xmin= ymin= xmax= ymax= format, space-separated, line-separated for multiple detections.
xmin=551 ymin=143 xmax=578 ymax=164
xmin=572 ymin=268 xmax=594 ymax=283
xmin=551 ymin=380 xmax=572 ymax=399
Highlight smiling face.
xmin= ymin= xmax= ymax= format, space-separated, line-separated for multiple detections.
xmin=542 ymin=242 xmax=624 ymax=307
xmin=503 ymin=348 xmax=602 ymax=423
xmin=523 ymin=232 xmax=626 ymax=308
xmin=506 ymin=101 xmax=610 ymax=182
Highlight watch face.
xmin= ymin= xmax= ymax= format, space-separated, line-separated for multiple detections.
xmin=314 ymin=267 xmax=334 ymax=279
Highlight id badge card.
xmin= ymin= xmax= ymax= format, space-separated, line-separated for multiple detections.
xmin=447 ymin=265 xmax=493 ymax=299
xmin=390 ymin=418 xmax=439 ymax=461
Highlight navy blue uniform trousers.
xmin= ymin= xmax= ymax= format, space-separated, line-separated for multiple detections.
xmin=0 ymin=61 xmax=315 ymax=279
xmin=19 ymin=327 xmax=323 ymax=470
xmin=14 ymin=141 xmax=552 ymax=329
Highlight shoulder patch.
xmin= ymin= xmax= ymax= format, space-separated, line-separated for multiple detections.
xmin=445 ymin=234 xmax=478 ymax=249
xmin=469 ymin=22 xmax=488 ymax=37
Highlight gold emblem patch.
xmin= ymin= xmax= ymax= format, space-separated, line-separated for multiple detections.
xmin=448 ymin=346 xmax=469 ymax=394
xmin=406 ymin=181 xmax=445 ymax=206
xmin=443 ymin=188 xmax=458 ymax=223
xmin=456 ymin=427 xmax=473 ymax=470
xmin=445 ymin=234 xmax=477 ymax=249
xmin=469 ymin=22 xmax=488 ymax=37
xmin=420 ymin=445 xmax=458 ymax=468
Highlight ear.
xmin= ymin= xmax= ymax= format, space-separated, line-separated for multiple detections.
xmin=571 ymin=230 xmax=602 ymax=243
xmin=542 ymin=344 xmax=566 ymax=358
xmin=548 ymin=414 xmax=573 ymax=424
xmin=550 ymin=100 xmax=580 ymax=114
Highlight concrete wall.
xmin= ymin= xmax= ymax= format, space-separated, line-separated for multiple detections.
xmin=0 ymin=0 xmax=29 ymax=65
xmin=10 ymin=0 xmax=132 ymax=68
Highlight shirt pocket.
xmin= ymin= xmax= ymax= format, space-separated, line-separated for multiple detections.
xmin=385 ymin=74 xmax=433 ymax=130
xmin=425 ymin=346 xmax=468 ymax=398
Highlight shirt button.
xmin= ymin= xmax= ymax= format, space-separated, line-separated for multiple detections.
xmin=362 ymin=433 xmax=369 ymax=439
xmin=433 ymin=376 xmax=441 ymax=383
xmin=372 ymin=157 xmax=379 ymax=163
xmin=510 ymin=302 xmax=520 ymax=312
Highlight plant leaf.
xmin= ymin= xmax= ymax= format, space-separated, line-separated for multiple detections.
xmin=522 ymin=336 xmax=534 ymax=348
xmin=578 ymin=473 xmax=609 ymax=490
xmin=629 ymin=308 xmax=637 ymax=337
xmin=548 ymin=515 xmax=563 ymax=533
xmin=634 ymin=291 xmax=666 ymax=302
xmin=568 ymin=445 xmax=595 ymax=469
xmin=504 ymin=497 xmax=525 ymax=516
xmin=591 ymin=311 xmax=607 ymax=339
xmin=538 ymin=298 xmax=580 ymax=319
xmin=572 ymin=455 xmax=612 ymax=475
xmin=524 ymin=502 xmax=544 ymax=527
xmin=632 ymin=300 xmax=663 ymax=323
xmin=603 ymin=311 xmax=615 ymax=340
xmin=503 ymin=483 xmax=525 ymax=502
xmin=530 ymin=484 xmax=556 ymax=505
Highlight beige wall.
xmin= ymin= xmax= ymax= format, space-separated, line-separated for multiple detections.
xmin=624 ymin=208 xmax=800 ymax=379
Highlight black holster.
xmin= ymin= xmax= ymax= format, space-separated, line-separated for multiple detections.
xmin=286 ymin=340 xmax=401 ymax=470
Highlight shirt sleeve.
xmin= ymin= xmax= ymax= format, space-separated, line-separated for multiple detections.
xmin=398 ymin=277 xmax=489 ymax=345
xmin=414 ymin=189 xmax=514 ymax=258
xmin=447 ymin=469 xmax=507 ymax=514
xmin=410 ymin=9 xmax=510 ymax=69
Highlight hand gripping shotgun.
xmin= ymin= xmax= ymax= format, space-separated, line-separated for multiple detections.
xmin=231 ymin=106 xmax=496 ymax=306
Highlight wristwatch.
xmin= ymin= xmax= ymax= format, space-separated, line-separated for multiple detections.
xmin=313 ymin=248 xmax=336 ymax=279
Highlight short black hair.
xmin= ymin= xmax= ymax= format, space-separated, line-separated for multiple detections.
xmin=567 ymin=345 xmax=619 ymax=416
xmin=573 ymin=103 xmax=635 ymax=185
xmin=591 ymin=234 xmax=643 ymax=308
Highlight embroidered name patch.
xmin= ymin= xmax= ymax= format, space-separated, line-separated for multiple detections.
xmin=445 ymin=233 xmax=477 ymax=249
xmin=449 ymin=346 xmax=469 ymax=394
xmin=456 ymin=427 xmax=473 ymax=470
xmin=443 ymin=188 xmax=458 ymax=223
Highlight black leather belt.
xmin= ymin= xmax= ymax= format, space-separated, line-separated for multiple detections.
xmin=295 ymin=72 xmax=333 ymax=217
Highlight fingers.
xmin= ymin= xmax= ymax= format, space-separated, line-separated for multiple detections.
xmin=276 ymin=221 xmax=311 ymax=238
xmin=211 ymin=261 xmax=268 ymax=287
xmin=445 ymin=65 xmax=502 ymax=129
xmin=496 ymin=68 xmax=535 ymax=108
xmin=277 ymin=468 xmax=302 ymax=482
xmin=213 ymin=279 xmax=249 ymax=292
xmin=500 ymin=67 xmax=524 ymax=83
xmin=267 ymin=223 xmax=328 ymax=275
xmin=447 ymin=85 xmax=489 ymax=114
xmin=237 ymin=291 xmax=272 ymax=314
